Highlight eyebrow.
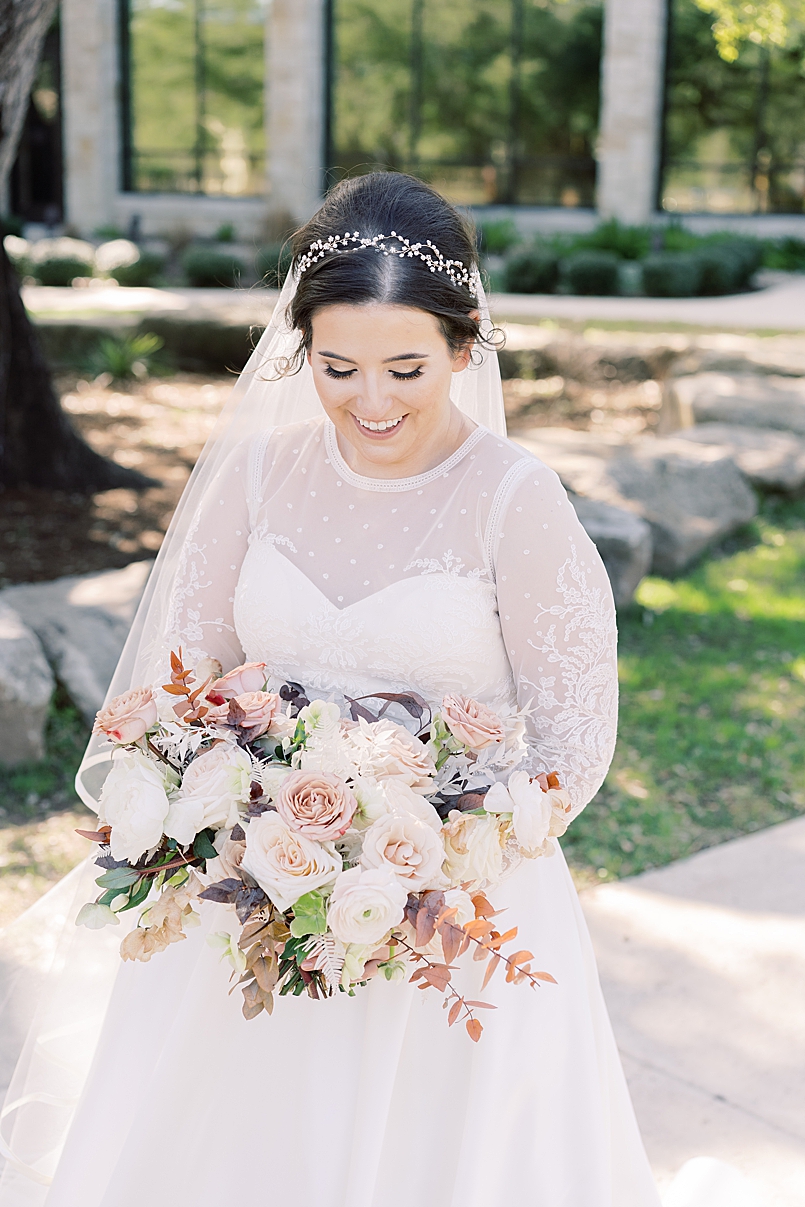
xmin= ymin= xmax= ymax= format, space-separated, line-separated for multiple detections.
xmin=317 ymin=351 xmax=429 ymax=364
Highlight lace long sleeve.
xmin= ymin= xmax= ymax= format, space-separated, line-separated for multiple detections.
xmin=158 ymin=443 xmax=253 ymax=676
xmin=491 ymin=458 xmax=618 ymax=817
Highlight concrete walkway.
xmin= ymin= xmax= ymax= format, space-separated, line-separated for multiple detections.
xmin=582 ymin=816 xmax=805 ymax=1205
xmin=21 ymin=271 xmax=805 ymax=331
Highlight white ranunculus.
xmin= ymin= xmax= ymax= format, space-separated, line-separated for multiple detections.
xmin=164 ymin=743 xmax=253 ymax=846
xmin=378 ymin=778 xmax=442 ymax=833
xmin=507 ymin=770 xmax=554 ymax=854
xmin=98 ymin=751 xmax=172 ymax=863
xmin=443 ymin=886 xmax=475 ymax=927
xmin=442 ymin=812 xmax=506 ymax=889
xmin=360 ymin=812 xmax=446 ymax=891
xmin=326 ymin=866 xmax=407 ymax=947
xmin=241 ymin=813 xmax=341 ymax=912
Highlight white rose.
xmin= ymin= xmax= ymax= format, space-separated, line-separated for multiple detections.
xmin=98 ymin=751 xmax=172 ymax=863
xmin=507 ymin=770 xmax=563 ymax=854
xmin=240 ymin=813 xmax=341 ymax=912
xmin=326 ymin=866 xmax=407 ymax=947
xmin=360 ymin=813 xmax=446 ymax=891
xmin=442 ymin=812 xmax=506 ymax=889
xmin=378 ymin=779 xmax=442 ymax=833
xmin=164 ymin=743 xmax=253 ymax=845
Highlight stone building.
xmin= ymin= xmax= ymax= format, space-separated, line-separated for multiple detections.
xmin=9 ymin=0 xmax=805 ymax=239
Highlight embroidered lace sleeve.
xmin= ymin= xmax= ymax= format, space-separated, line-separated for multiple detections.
xmin=158 ymin=442 xmax=253 ymax=676
xmin=490 ymin=458 xmax=618 ymax=817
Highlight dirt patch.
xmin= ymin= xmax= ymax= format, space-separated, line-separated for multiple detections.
xmin=0 ymin=373 xmax=232 ymax=587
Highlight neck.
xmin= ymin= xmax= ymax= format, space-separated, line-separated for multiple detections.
xmin=333 ymin=405 xmax=476 ymax=479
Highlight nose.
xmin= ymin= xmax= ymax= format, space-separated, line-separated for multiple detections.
xmin=354 ymin=371 xmax=397 ymax=420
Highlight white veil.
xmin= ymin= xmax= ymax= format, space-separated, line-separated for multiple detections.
xmin=75 ymin=267 xmax=506 ymax=809
xmin=0 ymin=263 xmax=506 ymax=1198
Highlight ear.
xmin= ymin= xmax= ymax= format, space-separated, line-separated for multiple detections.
xmin=451 ymin=310 xmax=480 ymax=373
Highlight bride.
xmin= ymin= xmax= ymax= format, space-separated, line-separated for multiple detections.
xmin=0 ymin=172 xmax=661 ymax=1206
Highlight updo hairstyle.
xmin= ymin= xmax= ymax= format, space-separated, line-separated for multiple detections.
xmin=280 ymin=172 xmax=495 ymax=373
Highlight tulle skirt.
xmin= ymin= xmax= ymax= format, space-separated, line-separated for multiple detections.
xmin=0 ymin=845 xmax=660 ymax=1207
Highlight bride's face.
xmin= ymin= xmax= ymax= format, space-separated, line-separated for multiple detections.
xmin=307 ymin=303 xmax=473 ymax=475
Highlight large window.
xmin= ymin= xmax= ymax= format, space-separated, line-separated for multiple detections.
xmin=122 ymin=0 xmax=266 ymax=195
xmin=328 ymin=0 xmax=602 ymax=207
xmin=662 ymin=0 xmax=805 ymax=214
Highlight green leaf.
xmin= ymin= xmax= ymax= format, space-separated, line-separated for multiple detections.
xmin=96 ymin=866 xmax=140 ymax=890
xmin=193 ymin=830 xmax=218 ymax=861
xmin=117 ymin=877 xmax=152 ymax=912
xmin=289 ymin=913 xmax=326 ymax=938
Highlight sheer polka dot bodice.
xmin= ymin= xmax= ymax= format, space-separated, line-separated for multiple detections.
xmin=161 ymin=417 xmax=618 ymax=814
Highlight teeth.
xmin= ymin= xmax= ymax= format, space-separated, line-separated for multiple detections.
xmin=356 ymin=415 xmax=403 ymax=432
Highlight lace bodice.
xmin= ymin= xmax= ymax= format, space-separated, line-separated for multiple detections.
xmin=159 ymin=418 xmax=618 ymax=815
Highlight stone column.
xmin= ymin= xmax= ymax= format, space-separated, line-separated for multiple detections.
xmin=266 ymin=0 xmax=327 ymax=225
xmin=596 ymin=0 xmax=668 ymax=225
xmin=60 ymin=0 xmax=120 ymax=235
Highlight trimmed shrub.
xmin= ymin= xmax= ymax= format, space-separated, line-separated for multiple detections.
xmin=642 ymin=252 xmax=702 ymax=297
xmin=503 ymin=248 xmax=559 ymax=294
xmin=256 ymin=242 xmax=293 ymax=288
xmin=764 ymin=237 xmax=805 ymax=272
xmin=561 ymin=251 xmax=620 ymax=296
xmin=478 ymin=219 xmax=519 ymax=255
xmin=575 ymin=218 xmax=650 ymax=261
xmin=35 ymin=257 xmax=94 ymax=286
xmin=111 ymin=251 xmax=165 ymax=287
xmin=695 ymin=245 xmax=745 ymax=295
xmin=182 ymin=247 xmax=243 ymax=287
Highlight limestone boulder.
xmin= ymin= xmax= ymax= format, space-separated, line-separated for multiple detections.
xmin=514 ymin=428 xmax=757 ymax=576
xmin=669 ymin=372 xmax=805 ymax=435
xmin=0 ymin=561 xmax=152 ymax=726
xmin=674 ymin=423 xmax=805 ymax=493
xmin=567 ymin=494 xmax=653 ymax=608
xmin=0 ymin=602 xmax=55 ymax=765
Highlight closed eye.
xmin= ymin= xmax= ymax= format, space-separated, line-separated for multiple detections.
xmin=390 ymin=366 xmax=423 ymax=380
xmin=324 ymin=364 xmax=357 ymax=380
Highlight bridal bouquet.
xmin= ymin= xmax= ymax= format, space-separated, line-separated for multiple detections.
xmin=77 ymin=651 xmax=570 ymax=1041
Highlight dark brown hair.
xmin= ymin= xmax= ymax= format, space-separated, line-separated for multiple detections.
xmin=281 ymin=172 xmax=494 ymax=372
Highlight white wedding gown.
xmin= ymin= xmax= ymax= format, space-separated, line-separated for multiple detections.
xmin=0 ymin=417 xmax=661 ymax=1206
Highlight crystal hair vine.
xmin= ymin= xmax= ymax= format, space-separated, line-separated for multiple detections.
xmin=297 ymin=230 xmax=479 ymax=296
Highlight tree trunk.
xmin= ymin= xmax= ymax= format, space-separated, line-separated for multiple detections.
xmin=0 ymin=0 xmax=153 ymax=492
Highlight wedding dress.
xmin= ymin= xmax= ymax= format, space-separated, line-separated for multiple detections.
xmin=1 ymin=263 xmax=661 ymax=1204
xmin=0 ymin=412 xmax=661 ymax=1206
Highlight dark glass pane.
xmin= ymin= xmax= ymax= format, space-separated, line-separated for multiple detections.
xmin=128 ymin=0 xmax=266 ymax=195
xmin=329 ymin=0 xmax=601 ymax=207
xmin=662 ymin=0 xmax=805 ymax=215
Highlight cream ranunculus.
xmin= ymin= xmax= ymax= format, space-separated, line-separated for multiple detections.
xmin=344 ymin=717 xmax=435 ymax=792
xmin=93 ymin=687 xmax=158 ymax=745
xmin=240 ymin=813 xmax=341 ymax=911
xmin=442 ymin=811 xmax=506 ymax=889
xmin=326 ymin=866 xmax=407 ymax=947
xmin=210 ymin=661 xmax=267 ymax=698
xmin=275 ymin=770 xmax=357 ymax=841
xmin=440 ymin=694 xmax=506 ymax=751
xmin=98 ymin=751 xmax=172 ymax=863
xmin=360 ymin=812 xmax=446 ymax=891
xmin=164 ymin=743 xmax=253 ymax=846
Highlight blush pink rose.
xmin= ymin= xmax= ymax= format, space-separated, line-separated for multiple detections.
xmin=275 ymin=771 xmax=357 ymax=841
xmin=93 ymin=687 xmax=158 ymax=744
xmin=210 ymin=662 xmax=267 ymax=699
xmin=221 ymin=691 xmax=281 ymax=737
xmin=440 ymin=694 xmax=506 ymax=751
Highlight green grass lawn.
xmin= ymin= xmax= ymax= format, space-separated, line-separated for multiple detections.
xmin=565 ymin=494 xmax=805 ymax=884
xmin=2 ymin=496 xmax=804 ymax=923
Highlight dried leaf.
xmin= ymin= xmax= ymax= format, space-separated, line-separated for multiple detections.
xmin=533 ymin=971 xmax=558 ymax=984
xmin=465 ymin=1018 xmax=483 ymax=1043
xmin=75 ymin=826 xmax=112 ymax=844
xmin=463 ymin=918 xmax=493 ymax=940
xmin=347 ymin=698 xmax=378 ymax=724
xmin=253 ymin=955 xmax=278 ymax=994
xmin=471 ymin=893 xmax=497 ymax=918
xmin=463 ymin=1001 xmax=497 ymax=1010
xmin=161 ymin=683 xmax=189 ymax=697
xmin=448 ymin=999 xmax=462 ymax=1027
xmin=489 ymin=926 xmax=518 ymax=949
xmin=439 ymin=921 xmax=463 ymax=965
xmin=482 ymin=951 xmax=501 ymax=989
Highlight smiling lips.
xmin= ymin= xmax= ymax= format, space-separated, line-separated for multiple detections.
xmin=354 ymin=414 xmax=406 ymax=435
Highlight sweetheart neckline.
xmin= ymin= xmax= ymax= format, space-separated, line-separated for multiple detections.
xmin=245 ymin=538 xmax=494 ymax=617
